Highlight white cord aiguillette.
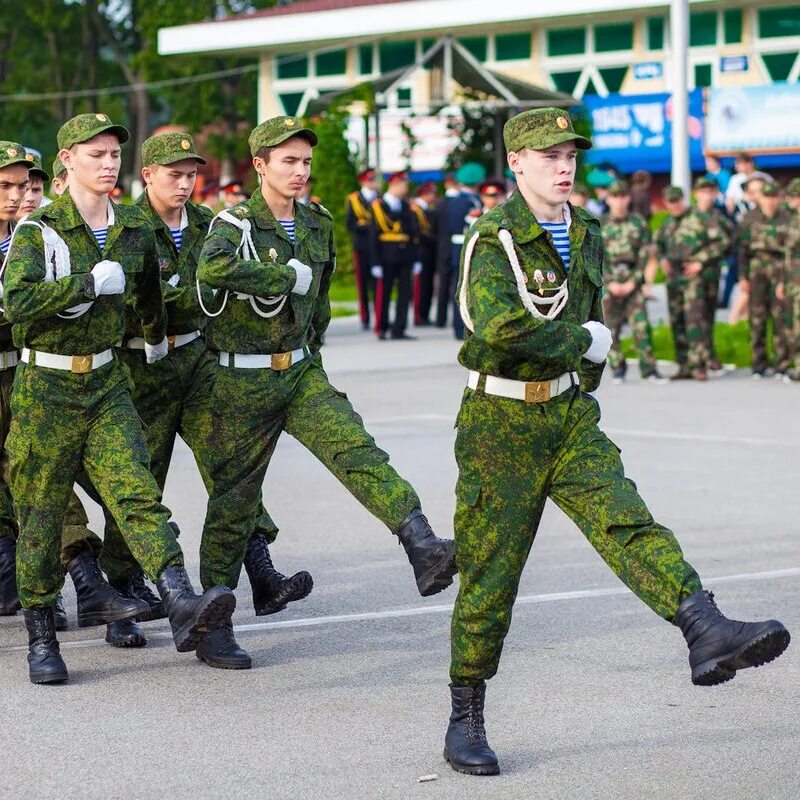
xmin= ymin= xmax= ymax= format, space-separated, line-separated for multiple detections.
xmin=197 ymin=209 xmax=288 ymax=319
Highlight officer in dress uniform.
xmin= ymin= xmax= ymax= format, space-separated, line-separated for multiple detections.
xmin=345 ymin=168 xmax=379 ymax=330
xmin=410 ymin=181 xmax=438 ymax=325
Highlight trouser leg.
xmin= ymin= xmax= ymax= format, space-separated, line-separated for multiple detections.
xmin=685 ymin=277 xmax=711 ymax=371
xmin=59 ymin=491 xmax=104 ymax=567
xmin=391 ymin=263 xmax=412 ymax=337
xmin=602 ymin=295 xmax=625 ymax=371
xmin=352 ymin=247 xmax=370 ymax=327
xmin=749 ymin=273 xmax=769 ymax=372
xmin=667 ymin=280 xmax=689 ymax=369
xmin=627 ymin=290 xmax=657 ymax=375
xmin=380 ymin=264 xmax=399 ymax=336
xmin=0 ymin=367 xmax=18 ymax=542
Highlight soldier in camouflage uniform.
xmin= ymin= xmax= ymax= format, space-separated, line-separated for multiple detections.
xmin=600 ymin=179 xmax=662 ymax=383
xmin=443 ymin=108 xmax=789 ymax=777
xmin=3 ymin=114 xmax=235 ymax=684
xmin=738 ymin=181 xmax=794 ymax=378
xmin=196 ymin=116 xmax=457 ymax=665
xmin=660 ymin=177 xmax=731 ymax=381
xmin=785 ymin=179 xmax=800 ymax=380
xmin=97 ymin=132 xmax=310 ymax=663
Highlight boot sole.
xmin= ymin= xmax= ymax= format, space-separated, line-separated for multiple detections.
xmin=417 ymin=542 xmax=457 ymax=597
xmin=443 ymin=748 xmax=499 ymax=776
xmin=195 ymin=652 xmax=252 ymax=670
xmin=692 ymin=625 xmax=791 ymax=686
xmin=106 ymin=633 xmax=147 ymax=648
xmin=254 ymin=571 xmax=314 ymax=616
xmin=173 ymin=589 xmax=236 ymax=653
xmin=30 ymin=669 xmax=68 ymax=685
xmin=77 ymin=603 xmax=151 ymax=628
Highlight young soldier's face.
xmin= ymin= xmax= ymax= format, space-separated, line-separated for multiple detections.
xmin=61 ymin=133 xmax=121 ymax=196
xmin=787 ymin=196 xmax=800 ymax=211
xmin=0 ymin=164 xmax=29 ymax=222
xmin=17 ymin=176 xmax=44 ymax=218
xmin=694 ymin=187 xmax=716 ymax=212
xmin=142 ymin=159 xmax=197 ymax=212
xmin=664 ymin=199 xmax=685 ymax=217
xmin=255 ymin=137 xmax=312 ymax=201
xmin=508 ymin=143 xmax=577 ymax=207
xmin=52 ymin=173 xmax=68 ymax=196
xmin=607 ymin=193 xmax=630 ymax=217
xmin=757 ymin=194 xmax=781 ymax=216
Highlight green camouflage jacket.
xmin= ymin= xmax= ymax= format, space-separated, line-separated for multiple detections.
xmin=654 ymin=210 xmax=689 ymax=283
xmin=457 ymin=190 xmax=604 ymax=390
xmin=600 ymin=212 xmax=650 ymax=286
xmin=0 ymin=222 xmax=16 ymax=351
xmin=787 ymin=211 xmax=800 ymax=290
xmin=3 ymin=190 xmax=166 ymax=355
xmin=737 ymin=206 xmax=793 ymax=282
xmin=667 ymin=208 xmax=731 ymax=279
xmin=197 ymin=188 xmax=335 ymax=355
xmin=131 ymin=193 xmax=213 ymax=337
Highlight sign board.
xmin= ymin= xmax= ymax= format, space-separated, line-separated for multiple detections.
xmin=633 ymin=62 xmax=663 ymax=80
xmin=720 ymin=55 xmax=749 ymax=73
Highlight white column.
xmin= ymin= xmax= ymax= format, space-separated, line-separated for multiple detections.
xmin=669 ymin=0 xmax=691 ymax=193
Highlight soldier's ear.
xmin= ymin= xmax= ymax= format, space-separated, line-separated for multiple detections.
xmin=59 ymin=148 xmax=73 ymax=170
xmin=507 ymin=151 xmax=522 ymax=175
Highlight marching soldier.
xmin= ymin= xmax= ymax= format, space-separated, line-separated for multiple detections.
xmin=410 ymin=181 xmax=438 ymax=326
xmin=3 ymin=114 xmax=235 ymax=684
xmin=444 ymin=108 xmax=789 ymax=776
xmin=345 ymin=168 xmax=379 ymax=330
xmin=600 ymin=179 xmax=662 ymax=383
xmin=369 ymin=171 xmax=421 ymax=340
xmin=196 ymin=116 xmax=456 ymax=666
xmin=786 ymin=179 xmax=800 ymax=380
xmin=738 ymin=181 xmax=794 ymax=378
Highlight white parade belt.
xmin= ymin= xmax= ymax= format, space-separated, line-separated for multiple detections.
xmin=0 ymin=350 xmax=19 ymax=370
xmin=22 ymin=347 xmax=114 ymax=374
xmin=125 ymin=331 xmax=201 ymax=351
xmin=467 ymin=370 xmax=578 ymax=403
xmin=218 ymin=347 xmax=307 ymax=371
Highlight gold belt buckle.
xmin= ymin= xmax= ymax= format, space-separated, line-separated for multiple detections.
xmin=71 ymin=355 xmax=93 ymax=374
xmin=271 ymin=351 xmax=292 ymax=371
xmin=524 ymin=380 xmax=551 ymax=403
xmin=167 ymin=335 xmax=176 ymax=352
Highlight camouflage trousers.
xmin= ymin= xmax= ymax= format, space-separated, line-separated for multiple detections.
xmin=602 ymin=290 xmax=656 ymax=375
xmin=666 ymin=276 xmax=710 ymax=371
xmin=704 ymin=266 xmax=721 ymax=363
xmin=7 ymin=359 xmax=183 ymax=607
xmin=99 ymin=339 xmax=279 ymax=583
xmin=200 ymin=354 xmax=420 ymax=590
xmin=450 ymin=385 xmax=702 ymax=685
xmin=749 ymin=272 xmax=792 ymax=373
xmin=0 ymin=365 xmax=102 ymax=565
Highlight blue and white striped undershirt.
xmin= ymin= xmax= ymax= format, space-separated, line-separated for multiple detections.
xmin=0 ymin=235 xmax=10 ymax=258
xmin=92 ymin=227 xmax=108 ymax=251
xmin=539 ymin=220 xmax=570 ymax=270
xmin=278 ymin=219 xmax=296 ymax=243
xmin=169 ymin=227 xmax=183 ymax=251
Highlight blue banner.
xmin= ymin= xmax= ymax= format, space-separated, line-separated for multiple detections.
xmin=581 ymin=90 xmax=705 ymax=173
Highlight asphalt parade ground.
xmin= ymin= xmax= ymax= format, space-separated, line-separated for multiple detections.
xmin=1 ymin=314 xmax=798 ymax=800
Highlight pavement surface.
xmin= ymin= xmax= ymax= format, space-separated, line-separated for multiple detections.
xmin=1 ymin=315 xmax=798 ymax=800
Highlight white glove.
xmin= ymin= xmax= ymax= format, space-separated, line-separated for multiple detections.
xmin=581 ymin=321 xmax=612 ymax=364
xmin=371 ymin=265 xmax=383 ymax=279
xmin=145 ymin=336 xmax=169 ymax=364
xmin=287 ymin=258 xmax=312 ymax=296
xmin=91 ymin=260 xmax=125 ymax=296
xmin=412 ymin=261 xmax=423 ymax=276
xmin=167 ymin=274 xmax=180 ymax=287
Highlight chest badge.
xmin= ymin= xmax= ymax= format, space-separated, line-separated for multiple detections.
xmin=533 ymin=269 xmax=545 ymax=294
xmin=158 ymin=258 xmax=170 ymax=271
xmin=268 ymin=248 xmax=278 ymax=262
xmin=547 ymin=270 xmax=557 ymax=283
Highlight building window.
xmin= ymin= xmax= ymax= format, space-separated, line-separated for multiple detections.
xmin=421 ymin=38 xmax=437 ymax=53
xmin=279 ymin=92 xmax=304 ymax=116
xmin=723 ymin=9 xmax=743 ymax=44
xmin=396 ymin=87 xmax=412 ymax=107
xmin=647 ymin=17 xmax=664 ymax=50
xmin=758 ymin=6 xmax=800 ymax=39
xmin=315 ymin=49 xmax=346 ymax=77
xmin=583 ymin=74 xmax=603 ymax=95
xmin=379 ymin=41 xmax=416 ymax=72
xmin=693 ymin=63 xmax=713 ymax=88
xmin=495 ymin=32 xmax=532 ymax=61
xmin=551 ymin=70 xmax=582 ymax=94
xmin=547 ymin=27 xmax=586 ymax=57
xmin=761 ymin=52 xmax=797 ymax=81
xmin=458 ymin=36 xmax=488 ymax=62
xmin=276 ymin=54 xmax=308 ymax=80
xmin=358 ymin=45 xmax=374 ymax=74
xmin=599 ymin=66 xmax=628 ymax=92
xmin=594 ymin=22 xmax=633 ymax=53
xmin=690 ymin=11 xmax=717 ymax=47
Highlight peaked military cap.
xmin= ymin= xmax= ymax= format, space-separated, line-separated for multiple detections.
xmin=142 ymin=132 xmax=206 ymax=167
xmin=57 ymin=113 xmax=129 ymax=150
xmin=25 ymin=151 xmax=49 ymax=182
xmin=607 ymin=179 xmax=630 ymax=196
xmin=760 ymin=181 xmax=780 ymax=197
xmin=455 ymin=162 xmax=487 ymax=185
xmin=693 ymin=176 xmax=717 ymax=191
xmin=52 ymin=155 xmax=66 ymax=180
xmin=662 ymin=185 xmax=685 ymax=202
xmin=248 ymin=116 xmax=318 ymax=155
xmin=0 ymin=141 xmax=33 ymax=171
xmin=504 ymin=108 xmax=591 ymax=152
xmin=786 ymin=177 xmax=800 ymax=197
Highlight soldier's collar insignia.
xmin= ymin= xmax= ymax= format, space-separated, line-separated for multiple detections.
xmin=235 ymin=206 xmax=247 ymax=216
xmin=556 ymin=116 xmax=569 ymax=130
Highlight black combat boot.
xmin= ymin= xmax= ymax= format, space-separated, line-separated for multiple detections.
xmin=394 ymin=509 xmax=457 ymax=597
xmin=675 ymin=590 xmax=790 ymax=686
xmin=0 ymin=537 xmax=21 ymax=615
xmin=66 ymin=549 xmax=150 ymax=628
xmin=244 ymin=533 xmax=313 ymax=616
xmin=196 ymin=621 xmax=252 ymax=669
xmin=156 ymin=565 xmax=235 ymax=652
xmin=106 ymin=618 xmax=147 ymax=648
xmin=110 ymin=570 xmax=166 ymax=622
xmin=53 ymin=593 xmax=68 ymax=631
xmin=444 ymin=683 xmax=499 ymax=776
xmin=23 ymin=607 xmax=68 ymax=685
